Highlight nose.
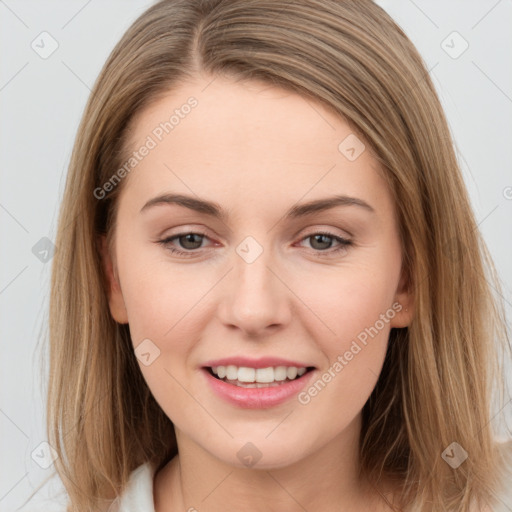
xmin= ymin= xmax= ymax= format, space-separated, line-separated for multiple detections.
xmin=217 ymin=246 xmax=292 ymax=337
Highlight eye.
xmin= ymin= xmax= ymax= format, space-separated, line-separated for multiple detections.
xmin=156 ymin=230 xmax=352 ymax=258
xmin=297 ymin=231 xmax=352 ymax=257
xmin=157 ymin=231 xmax=211 ymax=258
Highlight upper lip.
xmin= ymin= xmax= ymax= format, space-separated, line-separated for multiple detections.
xmin=202 ymin=356 xmax=315 ymax=369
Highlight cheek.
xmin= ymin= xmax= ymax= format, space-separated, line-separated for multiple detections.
xmin=117 ymin=237 xmax=209 ymax=344
xmin=298 ymin=259 xmax=400 ymax=350
xmin=291 ymin=258 xmax=400 ymax=411
xmin=117 ymin=251 xmax=210 ymax=424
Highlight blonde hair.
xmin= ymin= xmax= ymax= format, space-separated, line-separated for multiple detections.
xmin=36 ymin=0 xmax=512 ymax=510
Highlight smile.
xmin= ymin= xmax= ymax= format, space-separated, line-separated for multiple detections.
xmin=207 ymin=365 xmax=312 ymax=387
xmin=201 ymin=358 xmax=317 ymax=408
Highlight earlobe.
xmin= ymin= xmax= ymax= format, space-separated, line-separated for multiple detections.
xmin=97 ymin=235 xmax=129 ymax=324
xmin=390 ymin=267 xmax=414 ymax=328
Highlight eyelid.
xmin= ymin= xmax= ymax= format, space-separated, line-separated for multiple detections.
xmin=158 ymin=224 xmax=351 ymax=244
xmin=157 ymin=226 xmax=353 ymax=259
xmin=296 ymin=224 xmax=353 ymax=239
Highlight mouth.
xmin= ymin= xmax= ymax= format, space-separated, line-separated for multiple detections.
xmin=201 ymin=359 xmax=318 ymax=408
xmin=204 ymin=365 xmax=316 ymax=388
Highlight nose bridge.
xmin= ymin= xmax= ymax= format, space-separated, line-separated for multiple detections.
xmin=218 ymin=234 xmax=290 ymax=334
xmin=235 ymin=236 xmax=274 ymax=294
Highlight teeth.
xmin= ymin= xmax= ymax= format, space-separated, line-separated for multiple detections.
xmin=254 ymin=367 xmax=274 ymax=383
xmin=287 ymin=367 xmax=297 ymax=380
xmin=274 ymin=366 xmax=288 ymax=381
xmin=211 ymin=365 xmax=309 ymax=383
xmin=238 ymin=367 xmax=255 ymax=382
xmin=226 ymin=365 xmax=238 ymax=380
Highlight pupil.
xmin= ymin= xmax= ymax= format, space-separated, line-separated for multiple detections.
xmin=312 ymin=234 xmax=331 ymax=250
xmin=181 ymin=233 xmax=202 ymax=249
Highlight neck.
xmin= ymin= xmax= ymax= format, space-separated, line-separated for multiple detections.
xmin=154 ymin=414 xmax=396 ymax=512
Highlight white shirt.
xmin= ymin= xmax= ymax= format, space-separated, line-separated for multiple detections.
xmin=114 ymin=440 xmax=512 ymax=512
xmin=113 ymin=461 xmax=157 ymax=512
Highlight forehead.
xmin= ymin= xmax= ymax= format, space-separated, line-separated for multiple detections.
xmin=119 ymin=75 xmax=391 ymax=219
xmin=129 ymin=75 xmax=361 ymax=163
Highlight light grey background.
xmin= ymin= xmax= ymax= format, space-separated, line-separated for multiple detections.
xmin=1 ymin=1 xmax=511 ymax=510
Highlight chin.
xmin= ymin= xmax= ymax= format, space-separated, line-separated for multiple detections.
xmin=206 ymin=437 xmax=310 ymax=470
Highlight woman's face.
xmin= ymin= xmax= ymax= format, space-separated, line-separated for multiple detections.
xmin=101 ymin=74 xmax=413 ymax=469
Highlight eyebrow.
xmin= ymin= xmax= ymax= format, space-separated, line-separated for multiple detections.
xmin=140 ymin=193 xmax=375 ymax=219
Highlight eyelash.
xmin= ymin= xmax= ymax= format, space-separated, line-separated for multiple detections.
xmin=156 ymin=230 xmax=352 ymax=258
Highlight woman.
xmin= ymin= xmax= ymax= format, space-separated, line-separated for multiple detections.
xmin=36 ymin=0 xmax=512 ymax=510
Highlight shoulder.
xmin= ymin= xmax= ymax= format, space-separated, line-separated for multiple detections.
xmin=16 ymin=462 xmax=157 ymax=512
xmin=110 ymin=461 xmax=157 ymax=512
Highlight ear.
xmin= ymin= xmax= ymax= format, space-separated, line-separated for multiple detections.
xmin=97 ymin=235 xmax=129 ymax=324
xmin=390 ymin=266 xmax=414 ymax=328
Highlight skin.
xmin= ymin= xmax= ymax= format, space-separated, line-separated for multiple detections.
xmin=100 ymin=73 xmax=414 ymax=511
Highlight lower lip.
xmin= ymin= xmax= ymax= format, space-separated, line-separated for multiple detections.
xmin=201 ymin=368 xmax=315 ymax=409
